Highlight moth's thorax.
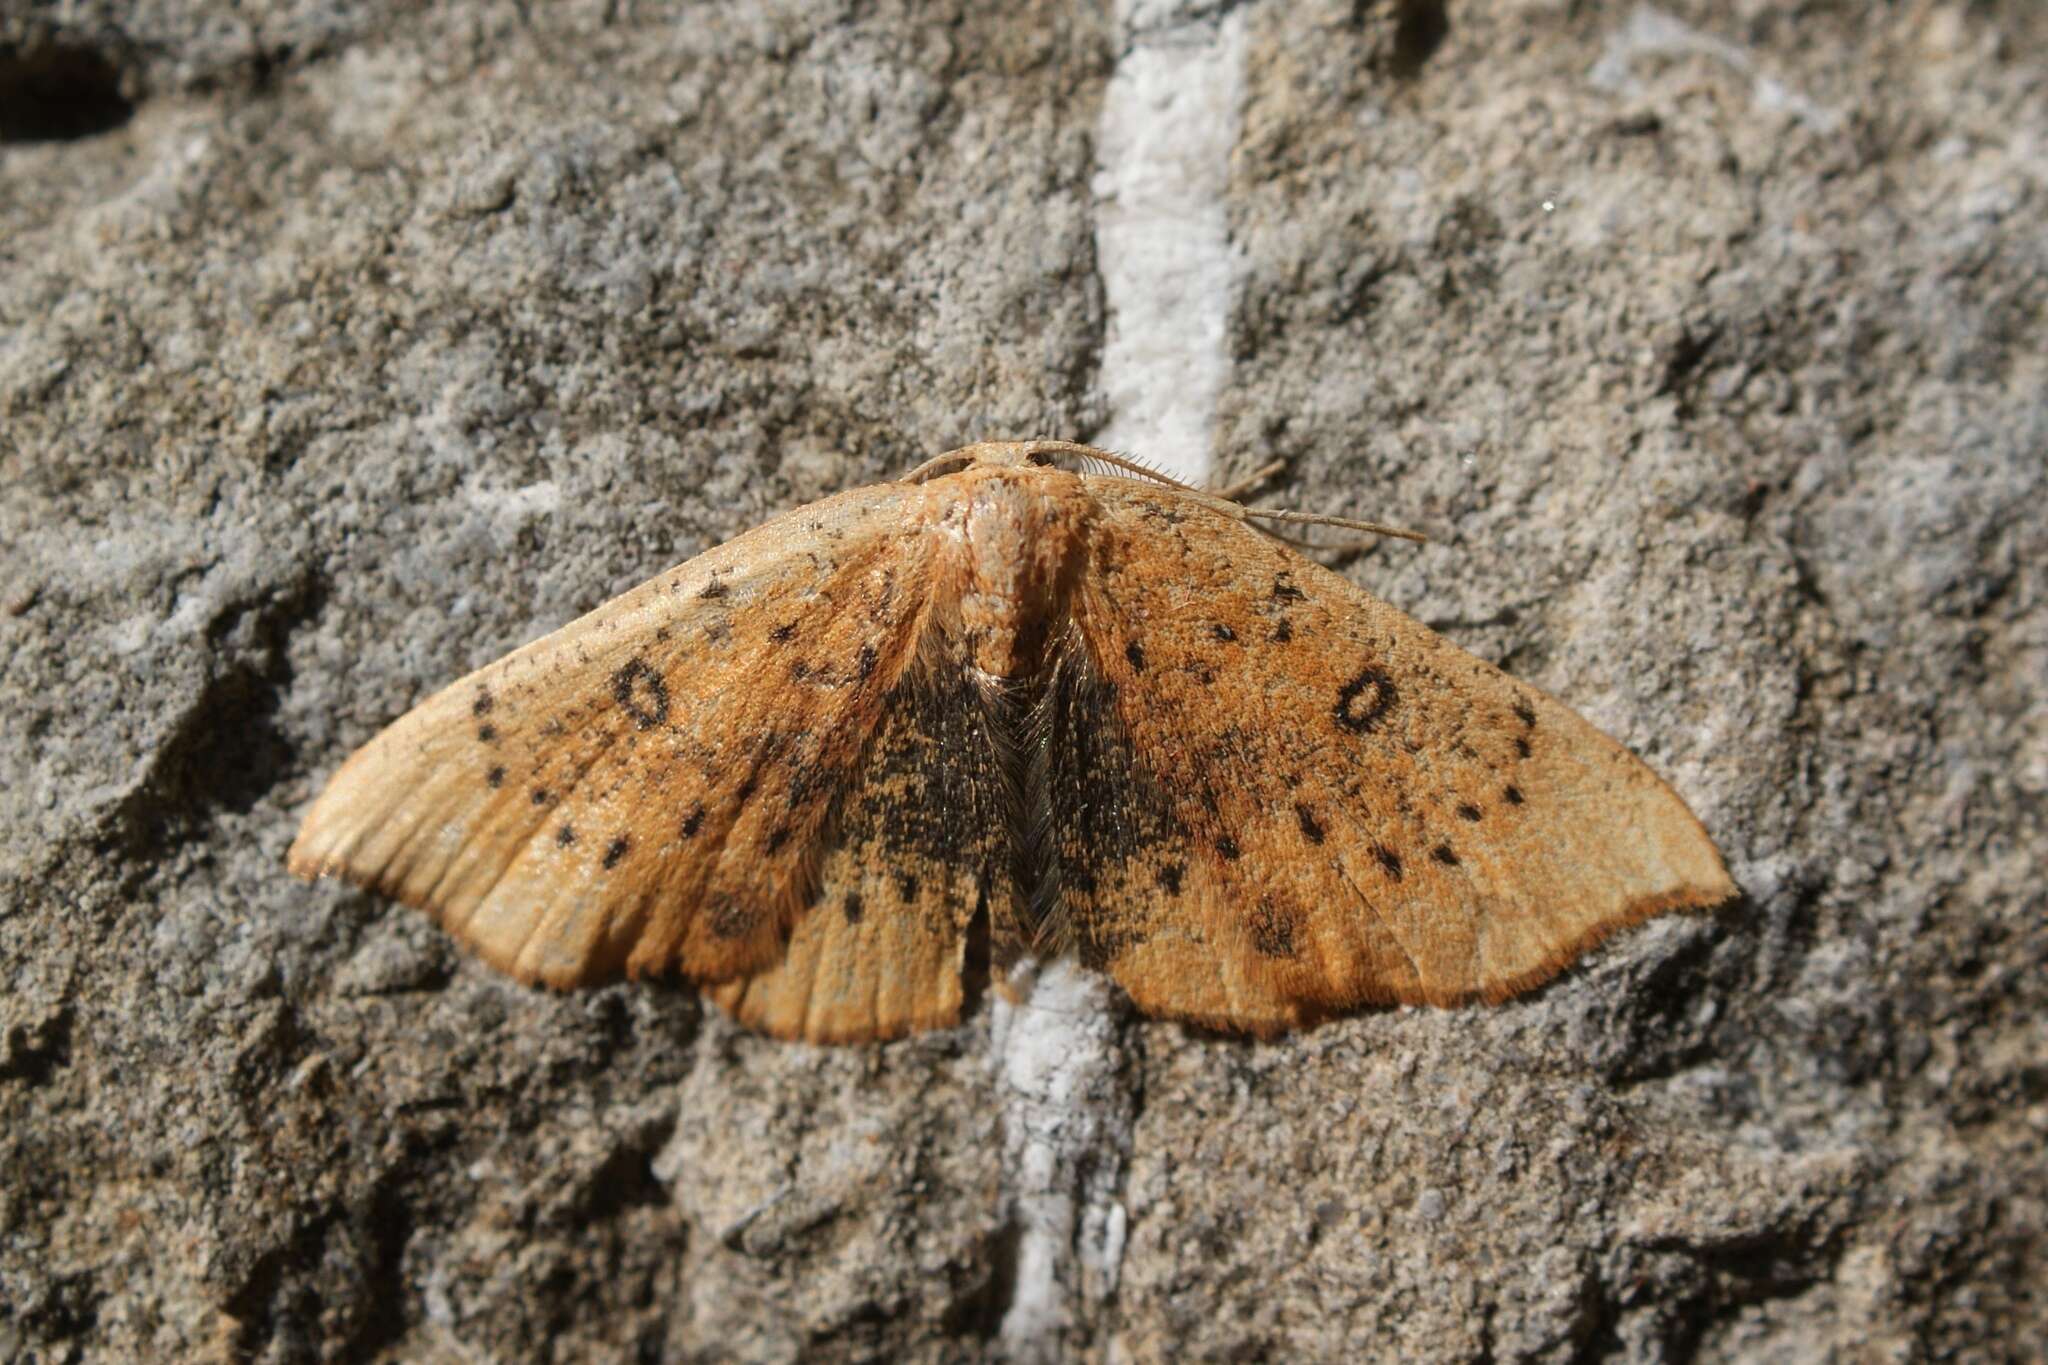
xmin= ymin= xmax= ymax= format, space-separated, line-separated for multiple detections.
xmin=933 ymin=466 xmax=1090 ymax=682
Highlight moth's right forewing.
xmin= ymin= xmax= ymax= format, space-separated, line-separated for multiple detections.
xmin=288 ymin=480 xmax=934 ymax=989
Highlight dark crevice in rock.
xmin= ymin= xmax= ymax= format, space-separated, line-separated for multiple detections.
xmin=223 ymin=1217 xmax=324 ymax=1358
xmin=0 ymin=1005 xmax=74 ymax=1087
xmin=106 ymin=572 xmax=325 ymax=860
xmin=224 ymin=1169 xmax=419 ymax=1362
xmin=951 ymin=1213 xmax=1024 ymax=1341
xmin=1600 ymin=902 xmax=1752 ymax=1087
xmin=350 ymin=1179 xmax=417 ymax=1362
xmin=1587 ymin=1221 xmax=1849 ymax=1361
xmin=571 ymin=1126 xmax=678 ymax=1228
xmin=1389 ymin=0 xmax=1448 ymax=78
xmin=0 ymin=44 xmax=137 ymax=144
xmin=13 ymin=1268 xmax=105 ymax=1345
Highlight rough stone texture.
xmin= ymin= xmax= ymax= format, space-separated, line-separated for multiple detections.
xmin=2 ymin=1 xmax=2042 ymax=1361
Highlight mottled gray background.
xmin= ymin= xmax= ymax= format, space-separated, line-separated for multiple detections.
xmin=2 ymin=1 xmax=2043 ymax=1361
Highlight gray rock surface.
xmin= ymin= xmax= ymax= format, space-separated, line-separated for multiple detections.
xmin=3 ymin=1 xmax=2042 ymax=1360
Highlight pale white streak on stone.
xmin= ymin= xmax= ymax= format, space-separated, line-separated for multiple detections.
xmin=1090 ymin=3 xmax=1249 ymax=487
xmin=993 ymin=960 xmax=1134 ymax=1360
xmin=994 ymin=10 xmax=1247 ymax=1358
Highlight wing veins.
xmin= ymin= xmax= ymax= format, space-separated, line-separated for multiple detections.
xmin=1331 ymin=859 xmax=1424 ymax=989
xmin=420 ymin=680 xmax=641 ymax=911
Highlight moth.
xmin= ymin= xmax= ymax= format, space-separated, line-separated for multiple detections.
xmin=290 ymin=440 xmax=1736 ymax=1042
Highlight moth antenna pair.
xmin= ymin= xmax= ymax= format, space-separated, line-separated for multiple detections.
xmin=1068 ymin=445 xmax=1432 ymax=547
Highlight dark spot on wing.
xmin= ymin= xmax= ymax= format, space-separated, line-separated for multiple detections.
xmin=1374 ymin=844 xmax=1404 ymax=880
xmin=1249 ymin=900 xmax=1297 ymax=958
xmin=1125 ymin=640 xmax=1146 ymax=672
xmin=769 ymin=621 xmax=797 ymax=643
xmin=698 ymin=579 xmax=729 ymax=600
xmin=476 ymin=724 xmax=497 ymax=743
xmin=1503 ymin=785 xmax=1524 ymax=805
xmin=556 ymin=824 xmax=576 ymax=847
xmin=603 ymin=836 xmax=630 ymax=869
xmin=734 ymin=774 xmax=757 ymax=805
xmin=766 ymin=824 xmax=790 ymax=854
xmin=1295 ymin=803 xmax=1326 ymax=845
xmin=783 ymin=754 xmax=831 ymax=816
xmin=1271 ymin=573 xmax=1307 ymax=603
xmin=1216 ymin=835 xmax=1242 ymax=862
xmin=680 ymin=804 xmax=705 ymax=838
xmin=1140 ymin=500 xmax=1189 ymax=526
xmin=612 ymin=658 xmax=670 ymax=730
xmin=532 ymin=788 xmax=552 ymax=806
xmin=708 ymin=900 xmax=755 ymax=939
xmin=843 ymin=890 xmax=864 ymax=925
xmin=1334 ymin=666 xmax=1398 ymax=734
xmin=1457 ymin=803 xmax=1483 ymax=822
xmin=857 ymin=643 xmax=877 ymax=681
xmin=472 ymin=690 xmax=494 ymax=717
xmin=1515 ymin=736 xmax=1531 ymax=759
xmin=1211 ymin=623 xmax=1236 ymax=642
xmin=1513 ymin=700 xmax=1536 ymax=728
xmin=1271 ymin=619 xmax=1293 ymax=643
xmin=867 ymin=569 xmax=897 ymax=619
xmin=485 ymin=765 xmax=505 ymax=789
xmin=1432 ymin=843 xmax=1459 ymax=866
xmin=1157 ymin=862 xmax=1184 ymax=895
xmin=789 ymin=660 xmax=812 ymax=682
xmin=896 ymin=871 xmax=920 ymax=900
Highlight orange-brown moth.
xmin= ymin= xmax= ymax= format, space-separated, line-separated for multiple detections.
xmin=290 ymin=440 xmax=1736 ymax=1042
